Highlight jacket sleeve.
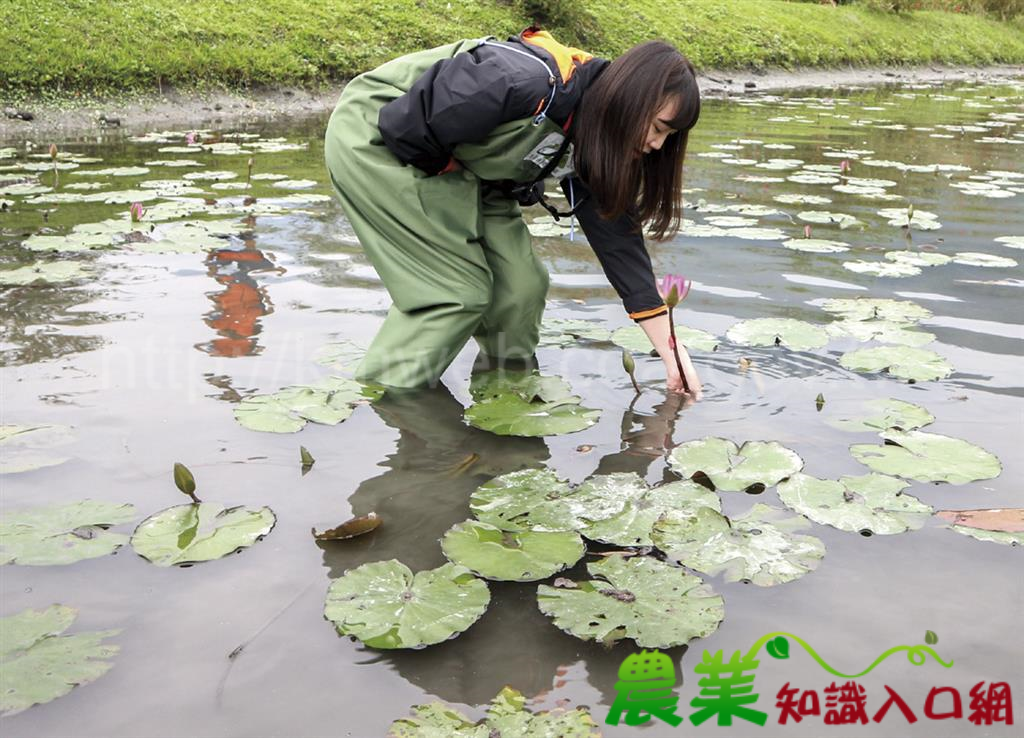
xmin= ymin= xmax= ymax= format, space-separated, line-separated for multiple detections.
xmin=378 ymin=48 xmax=540 ymax=175
xmin=561 ymin=176 xmax=668 ymax=322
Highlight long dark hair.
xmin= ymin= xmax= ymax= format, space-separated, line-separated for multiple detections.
xmin=574 ymin=41 xmax=700 ymax=240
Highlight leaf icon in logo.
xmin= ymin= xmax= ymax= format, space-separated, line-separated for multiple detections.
xmin=925 ymin=630 xmax=938 ymax=645
xmin=766 ymin=635 xmax=790 ymax=659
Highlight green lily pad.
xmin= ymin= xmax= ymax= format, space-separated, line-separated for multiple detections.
xmin=537 ymin=555 xmax=724 ymax=648
xmin=579 ymin=474 xmax=722 ymax=546
xmin=782 ymin=238 xmax=849 ymax=253
xmin=612 ymin=324 xmax=717 ymax=353
xmin=314 ymin=339 xmax=367 ymax=372
xmin=130 ymin=503 xmax=276 ymax=566
xmin=0 ymin=424 xmax=74 ymax=474
xmin=441 ymin=520 xmax=584 ymax=581
xmin=774 ymin=193 xmax=832 ymax=205
xmin=777 ymin=473 xmax=931 ymax=535
xmin=466 ymin=371 xmax=599 ymax=437
xmin=726 ymin=318 xmax=829 ymax=351
xmin=324 ymin=560 xmax=489 ymax=649
xmin=724 ymin=227 xmax=788 ymax=241
xmin=825 ymin=319 xmax=935 ymax=347
xmin=706 ymin=215 xmax=758 ymax=227
xmin=797 ymin=210 xmax=861 ymax=228
xmin=949 ymin=527 xmax=1024 ymax=546
xmin=1 ymin=501 xmax=136 ymax=565
xmin=885 ymin=251 xmax=953 ymax=267
xmin=994 ymin=236 xmax=1024 ymax=250
xmin=182 ymin=170 xmax=237 ymax=181
xmin=839 ymin=346 xmax=953 ymax=382
xmin=389 ymin=687 xmax=600 ymax=737
xmin=0 ymin=262 xmax=90 ymax=286
xmin=0 ymin=606 xmax=119 ymax=716
xmin=538 ymin=318 xmax=612 ymax=347
xmin=470 ymin=468 xmax=626 ymax=533
xmin=74 ymin=166 xmax=149 ymax=177
xmin=819 ymin=297 xmax=931 ymax=324
xmin=878 ymin=208 xmax=942 ymax=230
xmin=652 ymin=504 xmax=825 ymax=585
xmin=952 ymin=252 xmax=1018 ymax=268
xmin=828 ymin=398 xmax=935 ymax=432
xmin=850 ymin=430 xmax=1001 ymax=485
xmin=234 ymin=376 xmax=380 ymax=433
xmin=681 ymin=223 xmax=728 ymax=237
xmin=273 ymin=179 xmax=319 ymax=189
xmin=843 ymin=260 xmax=921 ymax=277
xmin=668 ymin=437 xmax=803 ymax=493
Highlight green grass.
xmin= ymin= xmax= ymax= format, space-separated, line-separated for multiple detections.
xmin=2 ymin=0 xmax=1022 ymax=94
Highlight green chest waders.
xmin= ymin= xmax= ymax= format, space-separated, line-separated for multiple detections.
xmin=324 ymin=40 xmax=573 ymax=388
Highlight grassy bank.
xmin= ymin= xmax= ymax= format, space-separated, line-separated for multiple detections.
xmin=2 ymin=0 xmax=1023 ymax=95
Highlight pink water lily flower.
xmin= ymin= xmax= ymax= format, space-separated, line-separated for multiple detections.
xmin=840 ymin=159 xmax=851 ymax=174
xmin=185 ymin=131 xmax=197 ymax=145
xmin=129 ymin=202 xmax=145 ymax=223
xmin=658 ymin=274 xmax=691 ymax=308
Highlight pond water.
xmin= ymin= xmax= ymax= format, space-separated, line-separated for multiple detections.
xmin=1 ymin=78 xmax=1022 ymax=738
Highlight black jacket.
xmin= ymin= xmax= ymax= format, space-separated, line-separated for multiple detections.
xmin=378 ymin=29 xmax=667 ymax=321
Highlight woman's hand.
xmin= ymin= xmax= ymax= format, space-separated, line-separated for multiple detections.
xmin=664 ymin=346 xmax=701 ymax=398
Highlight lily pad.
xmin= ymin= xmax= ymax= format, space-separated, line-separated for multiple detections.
xmin=843 ymin=260 xmax=921 ymax=278
xmin=878 ymin=208 xmax=942 ymax=230
xmin=539 ymin=318 xmax=612 ymax=347
xmin=819 ymin=297 xmax=931 ymax=324
xmin=536 ymin=555 xmax=724 ymax=648
xmin=884 ymin=251 xmax=952 ymax=268
xmin=0 ymin=605 xmax=119 ymax=715
xmin=441 ymin=520 xmax=584 ymax=581
xmin=782 ymin=238 xmax=849 ymax=253
xmin=1 ymin=501 xmax=136 ymax=565
xmin=936 ymin=509 xmax=1023 ymax=546
xmin=994 ymin=236 xmax=1024 ymax=249
xmin=774 ymin=193 xmax=832 ymax=205
xmin=130 ymin=503 xmax=276 ymax=566
xmin=0 ymin=262 xmax=90 ymax=286
xmin=0 ymin=424 xmax=75 ymax=474
xmin=234 ymin=376 xmax=380 ymax=433
xmin=724 ymin=227 xmax=788 ymax=241
xmin=777 ymin=473 xmax=931 ymax=535
xmin=948 ymin=526 xmax=1024 ymax=546
xmin=797 ymin=211 xmax=861 ymax=229
xmin=839 ymin=346 xmax=953 ymax=382
xmin=828 ymin=398 xmax=934 ymax=432
xmin=726 ymin=318 xmax=829 ymax=351
xmin=952 ymin=252 xmax=1017 ymax=268
xmin=579 ymin=474 xmax=722 ymax=546
xmin=470 ymin=468 xmax=626 ymax=533
xmin=850 ymin=430 xmax=1001 ymax=485
xmin=324 ymin=560 xmax=489 ymax=649
xmin=652 ymin=504 xmax=825 ymax=585
xmin=825 ymin=319 xmax=935 ymax=347
xmin=668 ymin=437 xmax=803 ymax=493
xmin=466 ymin=371 xmax=599 ymax=437
xmin=612 ymin=324 xmax=717 ymax=353
xmin=389 ymin=687 xmax=600 ymax=737
xmin=314 ymin=339 xmax=367 ymax=372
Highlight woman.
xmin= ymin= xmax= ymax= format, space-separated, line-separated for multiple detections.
xmin=324 ymin=27 xmax=702 ymax=395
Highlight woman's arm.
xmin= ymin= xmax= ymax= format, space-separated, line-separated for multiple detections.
xmin=637 ymin=312 xmax=702 ymax=397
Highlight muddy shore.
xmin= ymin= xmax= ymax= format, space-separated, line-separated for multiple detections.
xmin=2 ymin=63 xmax=1022 ymax=141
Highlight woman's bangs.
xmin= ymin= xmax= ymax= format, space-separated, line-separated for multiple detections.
xmin=668 ymin=84 xmax=701 ymax=132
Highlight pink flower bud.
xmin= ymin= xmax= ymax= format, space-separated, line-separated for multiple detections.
xmin=129 ymin=202 xmax=145 ymax=222
xmin=804 ymin=225 xmax=812 ymax=239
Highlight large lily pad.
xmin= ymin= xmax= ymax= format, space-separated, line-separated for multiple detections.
xmin=652 ymin=504 xmax=825 ymax=586
xmin=885 ymin=251 xmax=953 ymax=268
xmin=538 ymin=318 xmax=612 ymax=347
xmin=936 ymin=508 xmax=1024 ymax=546
xmin=0 ymin=262 xmax=90 ymax=286
xmin=0 ymin=424 xmax=74 ymax=474
xmin=828 ymin=398 xmax=934 ymax=432
xmin=536 ymin=555 xmax=724 ymax=648
xmin=441 ymin=520 xmax=584 ymax=581
xmin=726 ymin=318 xmax=829 ymax=351
xmin=0 ymin=605 xmax=119 ymax=716
xmin=842 ymin=259 xmax=921 ymax=278
xmin=825 ymin=319 xmax=935 ymax=347
xmin=839 ymin=346 xmax=953 ymax=382
xmin=994 ymin=236 xmax=1024 ymax=250
xmin=668 ymin=437 xmax=803 ymax=492
xmin=782 ymin=238 xmax=849 ymax=253
xmin=470 ymin=468 xmax=626 ymax=532
xmin=466 ymin=371 xmax=599 ymax=437
xmin=850 ymin=430 xmax=1001 ymax=485
xmin=578 ymin=474 xmax=722 ymax=546
xmin=819 ymin=298 xmax=931 ymax=324
xmin=612 ymin=324 xmax=717 ymax=353
xmin=389 ymin=687 xmax=600 ymax=737
xmin=234 ymin=376 xmax=381 ymax=433
xmin=797 ymin=210 xmax=861 ymax=228
xmin=1 ymin=501 xmax=136 ymax=565
xmin=777 ymin=473 xmax=931 ymax=535
xmin=130 ymin=503 xmax=276 ymax=566
xmin=952 ymin=252 xmax=1018 ymax=268
xmin=324 ymin=560 xmax=489 ymax=649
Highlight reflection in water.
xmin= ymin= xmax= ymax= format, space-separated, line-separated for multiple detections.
xmin=321 ymin=381 xmax=692 ymax=707
xmin=198 ymin=235 xmax=278 ymax=357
